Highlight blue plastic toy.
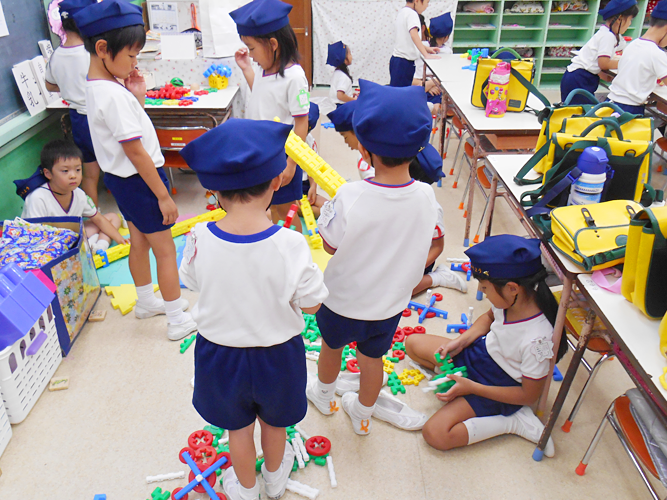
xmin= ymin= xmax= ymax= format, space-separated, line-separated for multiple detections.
xmin=322 ymin=122 xmax=335 ymax=129
xmin=204 ymin=64 xmax=232 ymax=78
xmin=553 ymin=365 xmax=563 ymax=381
xmin=447 ymin=312 xmax=470 ymax=333
xmin=408 ymin=296 xmax=448 ymax=324
xmin=450 ymin=262 xmax=472 ymax=281
xmin=175 ymin=451 xmax=228 ymax=500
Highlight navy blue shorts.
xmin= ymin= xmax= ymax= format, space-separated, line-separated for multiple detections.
xmin=69 ymin=110 xmax=97 ymax=163
xmin=104 ymin=167 xmax=174 ymax=234
xmin=453 ymin=336 xmax=522 ymax=417
xmin=193 ymin=334 xmax=308 ymax=430
xmin=316 ymin=304 xmax=403 ymax=358
xmin=273 ymin=165 xmax=304 ymax=205
xmin=560 ymin=68 xmax=599 ymax=104
xmin=389 ymin=56 xmax=416 ymax=87
xmin=427 ymin=93 xmax=442 ymax=105
xmin=302 ymin=179 xmax=310 ymax=196
xmin=424 ymin=262 xmax=435 ymax=275
xmin=609 ymin=100 xmax=645 ymax=115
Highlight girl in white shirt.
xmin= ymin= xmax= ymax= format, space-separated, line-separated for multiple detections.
xmin=560 ymin=0 xmax=638 ymax=104
xmin=327 ymin=41 xmax=355 ymax=106
xmin=406 ymin=235 xmax=568 ymax=458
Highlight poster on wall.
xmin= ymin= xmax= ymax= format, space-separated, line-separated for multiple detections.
xmin=0 ymin=0 xmax=9 ymax=38
xmin=200 ymin=0 xmax=248 ymax=58
xmin=12 ymin=61 xmax=46 ymax=116
xmin=147 ymin=1 xmax=180 ymax=34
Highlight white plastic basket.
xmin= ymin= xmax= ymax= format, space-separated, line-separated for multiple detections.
xmin=0 ymin=396 xmax=10 ymax=457
xmin=0 ymin=304 xmax=62 ymax=424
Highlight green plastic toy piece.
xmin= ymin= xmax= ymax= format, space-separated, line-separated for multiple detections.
xmin=256 ymin=457 xmax=265 ymax=472
xmin=149 ymin=487 xmax=170 ymax=500
xmin=216 ymin=468 xmax=222 ymax=476
xmin=305 ymin=344 xmax=321 ymax=352
xmin=432 ymin=354 xmax=468 ymax=393
xmin=301 ymin=313 xmax=321 ymax=342
xmin=314 ymin=456 xmax=327 ymax=466
xmin=170 ymin=77 xmax=184 ymax=87
xmin=180 ymin=334 xmax=196 ymax=353
xmin=292 ymin=458 xmax=298 ymax=472
xmin=387 ymin=372 xmax=406 ymax=395
xmin=392 ymin=342 xmax=405 ymax=351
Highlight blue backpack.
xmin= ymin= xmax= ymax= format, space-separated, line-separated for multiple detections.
xmin=14 ymin=167 xmax=48 ymax=200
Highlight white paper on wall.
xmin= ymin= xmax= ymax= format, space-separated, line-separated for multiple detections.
xmin=12 ymin=61 xmax=47 ymax=116
xmin=30 ymin=56 xmax=59 ymax=105
xmin=38 ymin=40 xmax=55 ymax=60
xmin=200 ymin=0 xmax=248 ymax=58
xmin=161 ymin=33 xmax=196 ymax=59
xmin=148 ymin=1 xmax=180 ymax=34
xmin=0 ymin=1 xmax=9 ymax=38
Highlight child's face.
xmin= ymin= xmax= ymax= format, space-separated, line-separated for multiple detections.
xmin=415 ymin=0 xmax=430 ymax=15
xmin=340 ymin=131 xmax=359 ymax=150
xmin=477 ymin=279 xmax=517 ymax=309
xmin=242 ymin=36 xmax=278 ymax=71
xmin=617 ymin=16 xmax=634 ymax=34
xmin=345 ymin=48 xmax=353 ymax=65
xmin=97 ymin=43 xmax=142 ymax=79
xmin=44 ymin=157 xmax=82 ymax=193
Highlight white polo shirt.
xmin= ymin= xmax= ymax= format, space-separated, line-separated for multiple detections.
xmin=608 ymin=38 xmax=667 ymax=106
xmin=318 ymin=178 xmax=438 ymax=320
xmin=45 ymin=45 xmax=90 ymax=113
xmin=329 ymin=69 xmax=353 ymax=105
xmin=86 ymin=79 xmax=164 ymax=178
xmin=247 ymin=64 xmax=310 ymax=124
xmin=567 ymin=25 xmax=625 ymax=75
xmin=485 ymin=305 xmax=554 ymax=383
xmin=22 ymin=183 xmax=97 ymax=219
xmin=392 ymin=6 xmax=421 ymax=61
xmin=356 ymin=151 xmax=374 ymax=180
xmin=179 ymin=222 xmax=328 ymax=348
xmin=433 ymin=200 xmax=444 ymax=240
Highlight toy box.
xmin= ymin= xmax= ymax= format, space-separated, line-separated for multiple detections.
xmin=0 ymin=264 xmax=61 ymax=423
xmin=25 ymin=217 xmax=101 ymax=355
xmin=0 ymin=394 xmax=10 ymax=457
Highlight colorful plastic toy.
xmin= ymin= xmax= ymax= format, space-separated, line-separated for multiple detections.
xmin=180 ymin=334 xmax=196 ymax=354
xmin=300 ymin=195 xmax=323 ymax=249
xmin=150 ymin=487 xmax=171 ymax=500
xmin=104 ymin=284 xmax=159 ymax=316
xmin=204 ymin=64 xmax=232 ymax=90
xmin=408 ymin=296 xmax=448 ymax=324
xmin=305 ymin=435 xmax=331 ymax=456
xmin=277 ymin=203 xmax=298 ymax=230
xmin=387 ymin=371 xmax=406 ymax=395
xmin=423 ymin=353 xmax=468 ymax=394
xmin=447 ymin=313 xmax=470 ymax=333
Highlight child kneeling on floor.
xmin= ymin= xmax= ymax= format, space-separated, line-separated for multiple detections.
xmin=406 ymin=235 xmax=567 ymax=456
xmin=179 ymin=119 xmax=328 ymax=500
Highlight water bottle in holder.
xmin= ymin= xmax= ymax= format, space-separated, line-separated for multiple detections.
xmin=485 ymin=61 xmax=511 ymax=118
xmin=567 ymin=146 xmax=609 ymax=206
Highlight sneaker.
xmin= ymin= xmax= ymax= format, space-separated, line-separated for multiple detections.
xmin=509 ymin=406 xmax=555 ymax=458
xmin=341 ymin=392 xmax=372 ymax=436
xmin=222 ymin=467 xmax=259 ymax=500
xmin=305 ymin=372 xmax=339 ymax=415
xmin=261 ymin=443 xmax=296 ymax=499
xmin=430 ymin=265 xmax=468 ymax=293
xmin=135 ymin=297 xmax=190 ymax=319
xmin=167 ymin=315 xmax=198 ymax=341
xmin=335 ymin=371 xmax=389 ymax=396
xmin=373 ymin=390 xmax=428 ymax=431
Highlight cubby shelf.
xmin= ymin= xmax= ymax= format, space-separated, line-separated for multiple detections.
xmin=451 ymin=0 xmax=649 ymax=89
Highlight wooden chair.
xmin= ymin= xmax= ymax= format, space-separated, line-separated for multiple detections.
xmin=155 ymin=126 xmax=210 ymax=194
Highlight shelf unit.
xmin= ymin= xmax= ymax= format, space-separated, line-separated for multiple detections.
xmin=452 ymin=0 xmax=648 ymax=89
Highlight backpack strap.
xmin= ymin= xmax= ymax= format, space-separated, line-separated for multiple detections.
xmin=524 ymin=167 xmax=582 ymax=217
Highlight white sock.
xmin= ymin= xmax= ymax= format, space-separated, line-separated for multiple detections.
xmin=317 ymin=379 xmax=337 ymax=399
xmin=263 ymin=462 xmax=283 ymax=482
xmin=239 ymin=480 xmax=259 ymax=500
xmin=353 ymin=397 xmax=375 ymax=419
xmin=96 ymin=239 xmax=109 ymax=252
xmin=136 ymin=283 xmax=162 ymax=309
xmin=88 ymin=234 xmax=99 ymax=247
xmin=463 ymin=415 xmax=513 ymax=445
xmin=165 ymin=297 xmax=188 ymax=325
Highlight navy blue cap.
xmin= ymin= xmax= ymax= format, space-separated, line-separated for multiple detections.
xmin=327 ymin=41 xmax=347 ymax=67
xmin=465 ymin=235 xmax=544 ymax=280
xmin=429 ymin=13 xmax=453 ymax=38
xmin=72 ymin=0 xmax=144 ymax=38
xmin=308 ymin=103 xmax=320 ymax=131
xmin=230 ymin=0 xmax=292 ymax=37
xmin=652 ymin=0 xmax=667 ymax=19
xmin=353 ymin=80 xmax=431 ymax=158
xmin=416 ymin=144 xmax=445 ymax=183
xmin=179 ymin=119 xmax=292 ymax=191
xmin=599 ymin=0 xmax=637 ymax=19
xmin=59 ymin=0 xmax=96 ymax=20
xmin=327 ymin=100 xmax=357 ymax=132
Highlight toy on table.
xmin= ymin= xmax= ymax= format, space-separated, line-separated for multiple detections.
xmin=485 ymin=61 xmax=510 ymax=118
xmin=204 ymin=64 xmax=232 ymax=90
xmin=422 ymin=352 xmax=468 ymax=394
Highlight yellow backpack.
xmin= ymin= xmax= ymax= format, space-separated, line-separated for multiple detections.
xmin=621 ymin=206 xmax=667 ymax=318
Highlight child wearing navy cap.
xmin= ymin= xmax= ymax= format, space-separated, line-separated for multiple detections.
xmin=179 ymin=119 xmax=328 ymax=500
xmin=74 ymin=0 xmax=195 ymax=341
xmin=307 ymin=80 xmax=439 ymax=434
xmin=561 ymin=0 xmax=638 ymax=104
xmin=231 ymin=0 xmax=310 ymax=233
xmin=327 ymin=41 xmax=355 ymax=106
xmin=607 ymin=0 xmax=667 ymax=114
xmin=44 ymin=0 xmax=101 ymax=205
xmin=408 ymin=144 xmax=467 ymax=297
xmin=327 ymin=101 xmax=374 ymax=180
xmin=406 ymin=235 xmax=568 ymax=456
xmin=413 ymin=12 xmax=453 ymax=114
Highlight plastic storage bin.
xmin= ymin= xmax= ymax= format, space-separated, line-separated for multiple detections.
xmin=0 ymin=397 xmax=10 ymax=457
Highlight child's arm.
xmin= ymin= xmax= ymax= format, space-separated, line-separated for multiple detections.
xmin=425 ymin=238 xmax=444 ymax=268
xmin=124 ymin=69 xmax=146 ymax=107
xmin=337 ymin=91 xmax=355 ymax=103
xmin=121 ymin=141 xmax=179 ymax=225
xmin=307 ymin=177 xmax=318 ymax=205
xmin=290 ymin=238 xmax=329 ymax=313
xmin=88 ymin=212 xmax=128 ymax=245
xmin=597 ymin=56 xmax=618 ymax=71
xmin=436 ymin=309 xmax=494 ymax=358
xmin=45 ymin=81 xmax=60 ymax=93
xmin=410 ymin=29 xmax=439 ymax=59
xmin=235 ymin=48 xmax=255 ymax=90
xmin=283 ymin=115 xmax=309 ymax=186
xmin=438 ymin=373 xmax=545 ymax=407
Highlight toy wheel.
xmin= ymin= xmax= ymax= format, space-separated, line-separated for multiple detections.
xmin=172 ymin=487 xmax=187 ymax=500
xmin=189 ymin=430 xmax=213 ymax=449
xmin=426 ymin=312 xmax=436 ymax=318
xmin=305 ymin=436 xmax=331 ymax=457
xmin=402 ymin=309 xmax=411 ymax=317
xmin=346 ymin=359 xmax=360 ymax=373
xmin=433 ymin=293 xmax=443 ymax=302
xmin=179 ymin=447 xmax=196 ymax=464
xmin=414 ymin=326 xmax=426 ymax=334
xmin=393 ymin=331 xmax=405 ymax=343
xmin=190 ymin=470 xmax=216 ymax=493
xmin=217 ymin=494 xmax=227 ymax=500
xmin=393 ymin=349 xmax=405 ymax=360
xmin=401 ymin=327 xmax=414 ymax=336
xmin=218 ymin=451 xmax=232 ymax=469
xmin=194 ymin=445 xmax=218 ymax=469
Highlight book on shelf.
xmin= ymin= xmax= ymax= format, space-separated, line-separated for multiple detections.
xmin=468 ymin=23 xmax=495 ymax=28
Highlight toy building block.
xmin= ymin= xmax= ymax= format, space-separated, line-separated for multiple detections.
xmin=300 ymin=195 xmax=323 ymax=249
xmin=277 ymin=203 xmax=299 ymax=230
xmin=94 ymin=496 xmax=107 ymax=500
xmin=94 ymin=242 xmax=130 ymax=269
xmin=382 ymin=356 xmax=395 ymax=374
xmin=88 ymin=310 xmax=107 ymax=322
xmin=447 ymin=313 xmax=470 ymax=333
xmin=387 ymin=372 xmax=406 ymax=395
xmin=174 ymin=451 xmax=229 ymax=500
xmin=422 ymin=353 xmax=468 ymax=394
xmin=397 ymin=369 xmax=425 ymax=386
xmin=48 ymin=376 xmax=69 ymax=391
xmin=179 ymin=334 xmax=196 ymax=354
xmin=408 ymin=298 xmax=448 ymax=324
xmin=148 ymin=487 xmax=171 ymax=500
xmin=286 ymin=479 xmax=320 ymax=500
xmin=105 ymin=284 xmax=159 ymax=315
xmin=326 ymin=456 xmax=337 ymax=488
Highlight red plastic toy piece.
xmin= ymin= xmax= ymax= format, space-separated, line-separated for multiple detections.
xmin=402 ymin=309 xmax=411 ymax=317
xmin=179 ymin=100 xmax=194 ymax=106
xmin=217 ymin=451 xmax=232 ymax=469
xmin=414 ymin=326 xmax=426 ymax=334
xmin=190 ymin=470 xmax=216 ymax=493
xmin=347 ymin=341 xmax=357 ymax=349
xmin=188 ymin=430 xmax=213 ymax=449
xmin=172 ymin=487 xmax=188 ymax=500
xmin=433 ymin=293 xmax=443 ymax=302
xmin=402 ymin=326 xmax=414 ymax=336
xmin=346 ymin=358 xmax=360 ymax=373
xmin=283 ymin=203 xmax=298 ymax=228
xmin=305 ymin=436 xmax=331 ymax=456
xmin=416 ymin=309 xmax=436 ymax=318
xmin=194 ymin=446 xmax=218 ymax=469
xmin=179 ymin=447 xmax=195 ymax=464
xmin=393 ymin=331 xmax=405 ymax=343
xmin=393 ymin=349 xmax=405 ymax=360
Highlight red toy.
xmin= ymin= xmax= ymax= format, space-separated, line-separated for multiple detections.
xmin=402 ymin=309 xmax=412 ymax=317
xmin=147 ymin=83 xmax=191 ymax=100
xmin=346 ymin=358 xmax=360 ymax=373
xmin=173 ymin=430 xmax=231 ymax=500
xmin=305 ymin=436 xmax=331 ymax=456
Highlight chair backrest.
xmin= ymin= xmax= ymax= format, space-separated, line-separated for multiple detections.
xmin=155 ymin=127 xmax=209 ymax=152
xmin=615 ymin=394 xmax=659 ymax=478
xmin=452 ymin=115 xmax=464 ymax=130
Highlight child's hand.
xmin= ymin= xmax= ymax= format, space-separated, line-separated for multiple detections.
xmin=113 ymin=234 xmax=129 ymax=246
xmin=307 ymin=183 xmax=318 ymax=205
xmin=124 ymin=69 xmax=146 ymax=98
xmin=436 ymin=338 xmax=464 ymax=359
xmin=428 ymin=47 xmax=440 ymax=54
xmin=158 ymin=196 xmax=179 ymax=226
xmin=435 ymin=374 xmax=475 ymax=403
xmin=281 ymin=158 xmax=297 ymax=186
xmin=235 ymin=48 xmax=252 ymax=70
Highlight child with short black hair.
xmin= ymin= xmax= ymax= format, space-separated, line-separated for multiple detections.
xmin=179 ymin=119 xmax=328 ymax=500
xmin=327 ymin=101 xmax=374 ymax=180
xmin=413 ymin=12 xmax=453 ymax=114
xmin=74 ymin=0 xmax=194 ymax=340
xmin=20 ymin=139 xmax=125 ymax=253
xmin=44 ymin=0 xmax=102 ymax=205
xmin=327 ymin=41 xmax=355 ymax=106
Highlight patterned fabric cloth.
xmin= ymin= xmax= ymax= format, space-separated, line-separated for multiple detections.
xmin=0 ymin=218 xmax=78 ymax=270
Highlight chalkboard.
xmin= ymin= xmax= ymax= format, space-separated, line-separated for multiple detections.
xmin=0 ymin=0 xmax=52 ymax=124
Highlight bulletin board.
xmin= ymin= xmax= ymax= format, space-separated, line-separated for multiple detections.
xmin=0 ymin=0 xmax=52 ymax=124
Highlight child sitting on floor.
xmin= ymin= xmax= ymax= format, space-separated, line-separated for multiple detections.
xmin=19 ymin=139 xmax=126 ymax=253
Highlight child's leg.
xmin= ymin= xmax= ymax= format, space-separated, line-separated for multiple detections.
xmin=357 ymin=350 xmax=383 ymax=407
xmin=318 ymin=339 xmax=344 ymax=384
xmin=271 ymin=202 xmax=303 ymax=232
xmin=422 ymin=397 xmax=476 ymax=451
xmin=143 ymin=229 xmax=180 ymax=302
xmin=228 ymin=421 xmax=260 ymax=491
xmin=83 ymin=220 xmax=100 ymax=239
xmin=127 ymin=222 xmax=153 ymax=288
xmin=412 ymin=274 xmax=434 ymax=297
xmin=306 ymin=338 xmax=343 ymax=415
xmin=405 ymin=333 xmax=454 ymax=370
xmin=311 ymin=194 xmax=326 ymax=218
xmin=81 ymin=160 xmax=101 ymax=206
xmin=258 ymin=418 xmax=286 ymax=473
xmin=94 ymin=213 xmax=122 ymax=249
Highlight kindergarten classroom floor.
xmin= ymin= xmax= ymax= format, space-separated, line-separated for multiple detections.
xmin=1 ymin=92 xmax=663 ymax=499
